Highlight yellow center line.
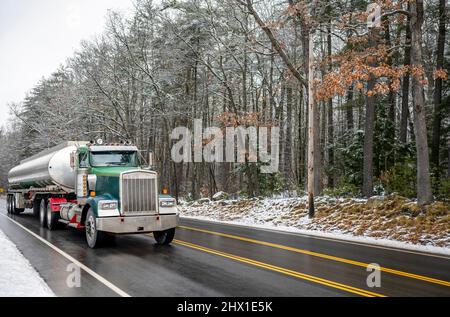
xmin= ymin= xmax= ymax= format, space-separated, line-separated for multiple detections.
xmin=178 ymin=225 xmax=450 ymax=288
xmin=173 ymin=239 xmax=385 ymax=297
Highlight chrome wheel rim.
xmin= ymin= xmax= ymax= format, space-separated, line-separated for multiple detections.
xmin=86 ymin=215 xmax=96 ymax=243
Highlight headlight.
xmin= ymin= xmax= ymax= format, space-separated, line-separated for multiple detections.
xmin=99 ymin=201 xmax=118 ymax=210
xmin=160 ymin=200 xmax=176 ymax=208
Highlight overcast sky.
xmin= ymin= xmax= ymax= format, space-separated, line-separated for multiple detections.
xmin=0 ymin=0 xmax=133 ymax=129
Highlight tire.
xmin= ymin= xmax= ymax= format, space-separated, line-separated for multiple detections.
xmin=39 ymin=199 xmax=48 ymax=228
xmin=11 ymin=195 xmax=24 ymax=215
xmin=46 ymin=202 xmax=60 ymax=231
xmin=15 ymin=208 xmax=25 ymax=214
xmin=6 ymin=195 xmax=11 ymax=214
xmin=33 ymin=198 xmax=41 ymax=217
xmin=154 ymin=228 xmax=175 ymax=245
xmin=85 ymin=208 xmax=105 ymax=249
xmin=11 ymin=197 xmax=17 ymax=215
xmin=8 ymin=196 xmax=14 ymax=214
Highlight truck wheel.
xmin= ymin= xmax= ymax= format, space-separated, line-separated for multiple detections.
xmin=39 ymin=199 xmax=48 ymax=228
xmin=11 ymin=197 xmax=17 ymax=215
xmin=15 ymin=207 xmax=25 ymax=214
xmin=46 ymin=203 xmax=60 ymax=231
xmin=33 ymin=198 xmax=41 ymax=217
xmin=11 ymin=196 xmax=25 ymax=215
xmin=154 ymin=228 xmax=175 ymax=245
xmin=9 ymin=196 xmax=15 ymax=214
xmin=6 ymin=195 xmax=11 ymax=214
xmin=85 ymin=208 xmax=105 ymax=249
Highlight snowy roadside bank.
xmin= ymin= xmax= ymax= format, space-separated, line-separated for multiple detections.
xmin=179 ymin=195 xmax=450 ymax=256
xmin=0 ymin=229 xmax=54 ymax=297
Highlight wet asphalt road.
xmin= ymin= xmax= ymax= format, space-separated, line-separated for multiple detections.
xmin=0 ymin=199 xmax=449 ymax=297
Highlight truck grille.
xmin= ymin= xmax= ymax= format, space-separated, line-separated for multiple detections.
xmin=121 ymin=171 xmax=158 ymax=215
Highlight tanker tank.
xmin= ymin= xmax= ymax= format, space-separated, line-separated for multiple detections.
xmin=8 ymin=141 xmax=89 ymax=192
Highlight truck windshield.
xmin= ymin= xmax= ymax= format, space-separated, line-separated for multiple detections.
xmin=90 ymin=151 xmax=138 ymax=167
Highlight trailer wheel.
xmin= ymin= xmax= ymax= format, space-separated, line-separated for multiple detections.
xmin=46 ymin=203 xmax=60 ymax=231
xmin=6 ymin=195 xmax=11 ymax=214
xmin=14 ymin=206 xmax=25 ymax=214
xmin=33 ymin=198 xmax=41 ymax=218
xmin=39 ymin=199 xmax=48 ymax=228
xmin=85 ymin=208 xmax=105 ymax=249
xmin=9 ymin=196 xmax=15 ymax=214
xmin=10 ymin=195 xmax=25 ymax=215
xmin=154 ymin=228 xmax=175 ymax=245
xmin=11 ymin=196 xmax=18 ymax=215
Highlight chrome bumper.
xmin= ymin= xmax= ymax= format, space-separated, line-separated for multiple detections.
xmin=96 ymin=214 xmax=179 ymax=234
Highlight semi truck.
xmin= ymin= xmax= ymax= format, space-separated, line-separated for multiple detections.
xmin=6 ymin=141 xmax=179 ymax=248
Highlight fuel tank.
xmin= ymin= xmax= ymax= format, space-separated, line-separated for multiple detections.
xmin=8 ymin=141 xmax=89 ymax=192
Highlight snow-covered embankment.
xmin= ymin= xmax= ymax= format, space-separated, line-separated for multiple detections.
xmin=0 ymin=197 xmax=54 ymax=297
xmin=0 ymin=229 xmax=54 ymax=297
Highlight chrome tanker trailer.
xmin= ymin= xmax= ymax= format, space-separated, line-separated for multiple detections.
xmin=7 ymin=141 xmax=179 ymax=248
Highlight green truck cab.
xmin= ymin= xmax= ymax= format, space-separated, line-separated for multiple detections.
xmin=7 ymin=141 xmax=179 ymax=248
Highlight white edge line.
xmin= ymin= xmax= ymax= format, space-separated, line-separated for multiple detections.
xmin=0 ymin=213 xmax=131 ymax=297
xmin=180 ymin=216 xmax=450 ymax=260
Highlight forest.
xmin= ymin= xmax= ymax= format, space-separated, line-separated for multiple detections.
xmin=0 ymin=0 xmax=448 ymax=205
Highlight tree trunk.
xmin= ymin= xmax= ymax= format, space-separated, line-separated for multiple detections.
xmin=327 ymin=22 xmax=334 ymax=187
xmin=302 ymin=27 xmax=322 ymax=197
xmin=400 ymin=5 xmax=412 ymax=144
xmin=308 ymin=33 xmax=316 ymax=217
xmin=362 ymin=29 xmax=377 ymax=198
xmin=410 ymin=0 xmax=434 ymax=205
xmin=431 ymin=0 xmax=447 ymax=168
xmin=346 ymin=87 xmax=354 ymax=132
xmin=448 ymin=137 xmax=450 ymax=178
xmin=285 ymin=86 xmax=293 ymax=184
xmin=383 ymin=18 xmax=396 ymax=168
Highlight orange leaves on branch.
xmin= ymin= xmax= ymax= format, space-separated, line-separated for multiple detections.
xmin=410 ymin=65 xmax=425 ymax=79
xmin=316 ymin=41 xmax=420 ymax=101
xmin=316 ymin=44 xmax=408 ymax=100
xmin=410 ymin=65 xmax=428 ymax=85
xmin=390 ymin=78 xmax=401 ymax=91
xmin=374 ymin=82 xmax=390 ymax=95
xmin=312 ymin=0 xmax=415 ymax=100
xmin=317 ymin=60 xmax=430 ymax=100
xmin=367 ymin=56 xmax=377 ymax=64
xmin=285 ymin=1 xmax=316 ymax=28
xmin=367 ymin=90 xmax=375 ymax=97
xmin=434 ymin=69 xmax=449 ymax=80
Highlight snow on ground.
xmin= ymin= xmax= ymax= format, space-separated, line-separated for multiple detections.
xmin=179 ymin=195 xmax=450 ymax=256
xmin=0 ymin=229 xmax=54 ymax=297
